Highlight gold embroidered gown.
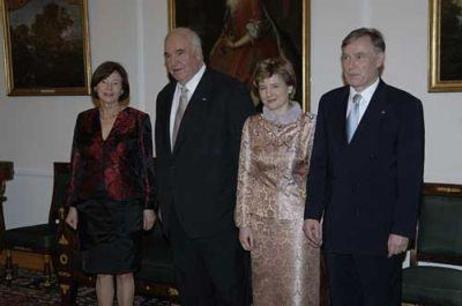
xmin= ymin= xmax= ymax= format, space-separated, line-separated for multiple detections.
xmin=235 ymin=108 xmax=320 ymax=306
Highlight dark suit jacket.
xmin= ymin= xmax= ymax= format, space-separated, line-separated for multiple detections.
xmin=305 ymin=80 xmax=425 ymax=255
xmin=155 ymin=68 xmax=255 ymax=238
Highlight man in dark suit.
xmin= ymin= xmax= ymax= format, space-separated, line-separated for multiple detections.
xmin=304 ymin=28 xmax=425 ymax=306
xmin=154 ymin=27 xmax=254 ymax=305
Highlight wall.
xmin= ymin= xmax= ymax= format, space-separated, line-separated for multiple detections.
xmin=0 ymin=0 xmax=461 ymax=230
xmin=0 ymin=0 xmax=168 ymax=228
xmin=312 ymin=0 xmax=462 ymax=184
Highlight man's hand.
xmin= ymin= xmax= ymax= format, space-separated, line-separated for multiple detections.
xmin=239 ymin=227 xmax=254 ymax=251
xmin=387 ymin=233 xmax=409 ymax=257
xmin=303 ymin=219 xmax=322 ymax=248
xmin=143 ymin=209 xmax=156 ymax=231
xmin=65 ymin=207 xmax=78 ymax=230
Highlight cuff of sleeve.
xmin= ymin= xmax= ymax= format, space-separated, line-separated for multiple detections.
xmin=235 ymin=216 xmax=251 ymax=228
xmin=304 ymin=207 xmax=322 ymax=220
xmin=391 ymin=225 xmax=416 ymax=240
xmin=144 ymin=198 xmax=156 ymax=210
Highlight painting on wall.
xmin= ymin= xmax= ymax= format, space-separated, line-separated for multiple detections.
xmin=1 ymin=0 xmax=91 ymax=96
xmin=429 ymin=0 xmax=462 ymax=92
xmin=168 ymin=0 xmax=311 ymax=110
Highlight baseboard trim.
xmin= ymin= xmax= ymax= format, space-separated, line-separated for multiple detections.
xmin=14 ymin=168 xmax=52 ymax=178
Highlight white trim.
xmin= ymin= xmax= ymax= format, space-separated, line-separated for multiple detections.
xmin=419 ymin=262 xmax=462 ymax=271
xmin=136 ymin=0 xmax=146 ymax=111
xmin=13 ymin=168 xmax=52 ymax=178
xmin=424 ymin=174 xmax=462 ymax=185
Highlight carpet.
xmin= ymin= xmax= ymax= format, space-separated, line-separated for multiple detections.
xmin=0 ymin=269 xmax=172 ymax=305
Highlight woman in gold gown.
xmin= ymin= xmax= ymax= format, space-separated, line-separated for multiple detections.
xmin=235 ymin=57 xmax=320 ymax=306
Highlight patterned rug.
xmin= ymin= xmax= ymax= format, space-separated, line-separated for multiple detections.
xmin=0 ymin=269 xmax=172 ymax=305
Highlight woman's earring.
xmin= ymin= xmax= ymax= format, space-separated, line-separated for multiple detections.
xmin=288 ymin=86 xmax=294 ymax=98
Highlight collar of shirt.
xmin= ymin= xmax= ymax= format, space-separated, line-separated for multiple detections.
xmin=346 ymin=77 xmax=380 ymax=119
xmin=177 ymin=63 xmax=206 ymax=97
xmin=170 ymin=64 xmax=206 ymax=143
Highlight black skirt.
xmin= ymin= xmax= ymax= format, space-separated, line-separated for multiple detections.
xmin=77 ymin=198 xmax=143 ymax=274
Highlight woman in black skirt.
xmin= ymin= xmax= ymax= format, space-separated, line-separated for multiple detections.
xmin=65 ymin=61 xmax=156 ymax=306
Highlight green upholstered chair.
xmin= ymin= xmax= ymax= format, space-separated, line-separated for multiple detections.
xmin=135 ymin=225 xmax=177 ymax=296
xmin=402 ymin=183 xmax=462 ymax=306
xmin=0 ymin=161 xmax=14 ymax=246
xmin=3 ymin=162 xmax=70 ymax=286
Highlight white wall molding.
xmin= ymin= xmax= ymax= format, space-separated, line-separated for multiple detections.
xmin=136 ymin=0 xmax=146 ymax=111
xmin=13 ymin=167 xmax=52 ymax=178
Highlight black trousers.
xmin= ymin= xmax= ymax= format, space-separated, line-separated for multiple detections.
xmin=168 ymin=210 xmax=250 ymax=306
xmin=326 ymin=252 xmax=404 ymax=306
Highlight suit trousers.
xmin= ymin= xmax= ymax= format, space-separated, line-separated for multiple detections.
xmin=326 ymin=252 xmax=404 ymax=306
xmin=168 ymin=209 xmax=250 ymax=306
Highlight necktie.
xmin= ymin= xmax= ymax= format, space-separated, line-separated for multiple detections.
xmin=172 ymin=86 xmax=189 ymax=146
xmin=346 ymin=94 xmax=361 ymax=143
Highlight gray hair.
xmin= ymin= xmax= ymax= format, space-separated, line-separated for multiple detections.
xmin=166 ymin=27 xmax=204 ymax=60
xmin=342 ymin=27 xmax=386 ymax=53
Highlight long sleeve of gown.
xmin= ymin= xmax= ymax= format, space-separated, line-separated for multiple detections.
xmin=66 ymin=114 xmax=83 ymax=208
xmin=139 ymin=114 xmax=156 ymax=209
xmin=235 ymin=118 xmax=254 ymax=228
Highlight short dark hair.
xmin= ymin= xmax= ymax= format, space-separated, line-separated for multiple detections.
xmin=342 ymin=27 xmax=386 ymax=53
xmin=252 ymin=57 xmax=297 ymax=99
xmin=91 ymin=61 xmax=130 ymax=102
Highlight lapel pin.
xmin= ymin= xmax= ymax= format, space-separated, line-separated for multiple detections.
xmin=201 ymin=97 xmax=207 ymax=102
xmin=381 ymin=110 xmax=386 ymax=114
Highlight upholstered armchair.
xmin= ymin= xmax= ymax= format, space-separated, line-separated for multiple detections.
xmin=402 ymin=183 xmax=462 ymax=306
xmin=0 ymin=161 xmax=14 ymax=247
xmin=2 ymin=162 xmax=68 ymax=287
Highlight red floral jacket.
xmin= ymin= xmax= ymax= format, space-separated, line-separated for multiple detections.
xmin=66 ymin=107 xmax=155 ymax=209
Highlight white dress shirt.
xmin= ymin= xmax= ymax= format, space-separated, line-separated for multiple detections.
xmin=346 ymin=78 xmax=380 ymax=122
xmin=169 ymin=64 xmax=206 ymax=144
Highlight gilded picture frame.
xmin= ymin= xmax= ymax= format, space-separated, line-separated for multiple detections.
xmin=168 ymin=0 xmax=311 ymax=111
xmin=429 ymin=0 xmax=462 ymax=92
xmin=1 ymin=0 xmax=91 ymax=96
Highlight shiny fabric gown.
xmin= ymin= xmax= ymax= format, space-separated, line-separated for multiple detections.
xmin=235 ymin=105 xmax=320 ymax=306
xmin=67 ymin=107 xmax=155 ymax=274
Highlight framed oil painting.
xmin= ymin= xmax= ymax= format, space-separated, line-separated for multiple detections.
xmin=168 ymin=0 xmax=311 ymax=110
xmin=429 ymin=0 xmax=462 ymax=92
xmin=1 ymin=0 xmax=91 ymax=96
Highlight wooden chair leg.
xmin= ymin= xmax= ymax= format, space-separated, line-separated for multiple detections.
xmin=4 ymin=249 xmax=13 ymax=285
xmin=43 ymin=254 xmax=52 ymax=287
xmin=58 ymin=277 xmax=78 ymax=306
xmin=55 ymin=250 xmax=78 ymax=305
